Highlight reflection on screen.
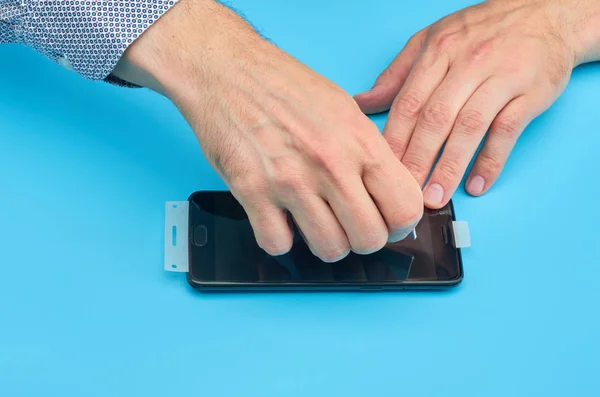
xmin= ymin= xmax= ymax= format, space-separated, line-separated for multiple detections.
xmin=200 ymin=206 xmax=441 ymax=284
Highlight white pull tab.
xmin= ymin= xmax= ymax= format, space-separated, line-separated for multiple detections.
xmin=164 ymin=201 xmax=189 ymax=272
xmin=451 ymin=220 xmax=471 ymax=248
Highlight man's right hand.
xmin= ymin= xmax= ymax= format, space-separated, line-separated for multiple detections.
xmin=113 ymin=0 xmax=423 ymax=262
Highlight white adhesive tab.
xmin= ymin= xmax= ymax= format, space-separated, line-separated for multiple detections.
xmin=164 ymin=201 xmax=190 ymax=272
xmin=451 ymin=221 xmax=471 ymax=248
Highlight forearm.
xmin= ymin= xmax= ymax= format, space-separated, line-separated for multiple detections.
xmin=112 ymin=0 xmax=267 ymax=103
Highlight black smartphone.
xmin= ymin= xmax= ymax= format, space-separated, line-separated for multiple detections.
xmin=186 ymin=191 xmax=464 ymax=291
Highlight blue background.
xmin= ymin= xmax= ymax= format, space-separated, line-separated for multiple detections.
xmin=1 ymin=0 xmax=599 ymax=395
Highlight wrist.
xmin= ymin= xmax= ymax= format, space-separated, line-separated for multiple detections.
xmin=563 ymin=0 xmax=600 ymax=65
xmin=112 ymin=0 xmax=264 ymax=100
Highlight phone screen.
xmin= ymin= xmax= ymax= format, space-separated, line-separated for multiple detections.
xmin=187 ymin=191 xmax=462 ymax=289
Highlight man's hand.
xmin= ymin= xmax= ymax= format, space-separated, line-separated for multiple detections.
xmin=355 ymin=0 xmax=600 ymax=208
xmin=112 ymin=0 xmax=423 ymax=262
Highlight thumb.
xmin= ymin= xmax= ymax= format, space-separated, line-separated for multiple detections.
xmin=354 ymin=28 xmax=428 ymax=114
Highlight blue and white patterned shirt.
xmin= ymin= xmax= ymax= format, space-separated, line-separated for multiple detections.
xmin=0 ymin=0 xmax=179 ymax=83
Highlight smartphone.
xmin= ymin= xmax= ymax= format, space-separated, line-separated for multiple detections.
xmin=186 ymin=191 xmax=464 ymax=291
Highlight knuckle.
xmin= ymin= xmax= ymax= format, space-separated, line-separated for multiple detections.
xmin=477 ymin=152 xmax=505 ymax=176
xmin=401 ymin=155 xmax=426 ymax=174
xmin=319 ymin=247 xmax=350 ymax=263
xmin=468 ymin=39 xmax=494 ymax=62
xmin=260 ymin=238 xmax=292 ymax=256
xmin=352 ymin=228 xmax=388 ymax=254
xmin=408 ymin=29 xmax=427 ymax=46
xmin=431 ymin=31 xmax=459 ymax=53
xmin=387 ymin=202 xmax=423 ymax=232
xmin=405 ymin=203 xmax=424 ymax=226
xmin=232 ymin=174 xmax=266 ymax=202
xmin=310 ymin=143 xmax=338 ymax=171
xmin=271 ymin=171 xmax=308 ymax=202
xmin=421 ymin=102 xmax=452 ymax=129
xmin=360 ymin=136 xmax=390 ymax=167
xmin=291 ymin=132 xmax=339 ymax=174
xmin=362 ymin=156 xmax=387 ymax=180
xmin=435 ymin=158 xmax=464 ymax=182
xmin=266 ymin=156 xmax=312 ymax=201
xmin=384 ymin=133 xmax=409 ymax=158
xmin=392 ymin=90 xmax=425 ymax=121
xmin=456 ymin=109 xmax=487 ymax=136
xmin=269 ymin=155 xmax=297 ymax=179
xmin=492 ymin=116 xmax=522 ymax=139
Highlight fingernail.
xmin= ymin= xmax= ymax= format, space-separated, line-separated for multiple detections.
xmin=466 ymin=176 xmax=485 ymax=196
xmin=424 ymin=183 xmax=444 ymax=206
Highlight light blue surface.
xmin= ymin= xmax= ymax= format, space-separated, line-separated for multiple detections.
xmin=1 ymin=0 xmax=599 ymax=395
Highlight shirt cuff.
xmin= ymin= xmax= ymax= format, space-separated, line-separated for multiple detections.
xmin=19 ymin=0 xmax=179 ymax=82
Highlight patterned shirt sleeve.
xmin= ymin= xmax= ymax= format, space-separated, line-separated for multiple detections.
xmin=0 ymin=0 xmax=179 ymax=84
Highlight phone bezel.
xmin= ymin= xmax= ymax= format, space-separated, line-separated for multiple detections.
xmin=186 ymin=191 xmax=463 ymax=292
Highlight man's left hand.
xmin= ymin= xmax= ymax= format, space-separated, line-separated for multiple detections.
xmin=355 ymin=0 xmax=600 ymax=208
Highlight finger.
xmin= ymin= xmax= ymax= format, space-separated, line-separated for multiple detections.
xmin=288 ymin=197 xmax=350 ymax=262
xmin=383 ymin=48 xmax=450 ymax=161
xmin=325 ymin=173 xmax=389 ymax=255
xmin=466 ymin=94 xmax=543 ymax=196
xmin=362 ymin=138 xmax=424 ymax=242
xmin=244 ymin=202 xmax=294 ymax=256
xmin=422 ymin=77 xmax=520 ymax=208
xmin=400 ymin=66 xmax=488 ymax=186
xmin=354 ymin=28 xmax=429 ymax=114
